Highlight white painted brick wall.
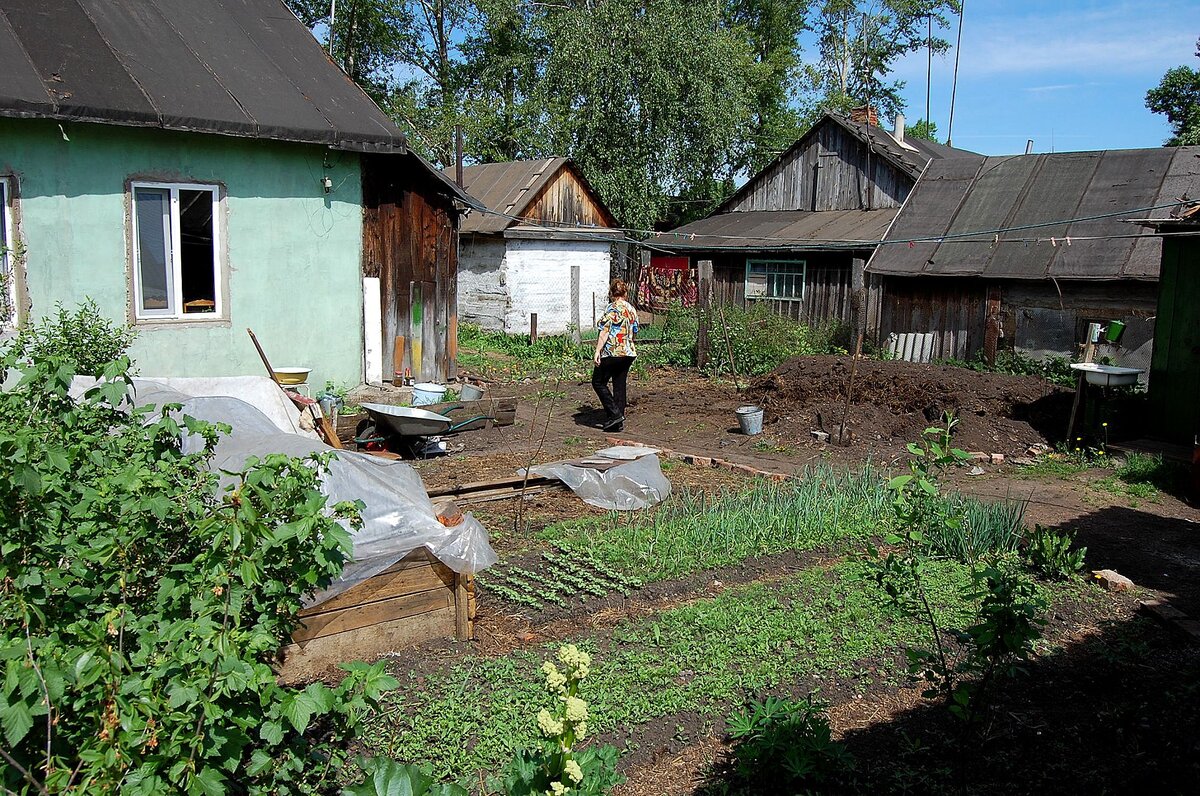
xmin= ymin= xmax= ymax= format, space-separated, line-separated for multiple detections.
xmin=502 ymin=239 xmax=612 ymax=335
xmin=457 ymin=236 xmax=508 ymax=331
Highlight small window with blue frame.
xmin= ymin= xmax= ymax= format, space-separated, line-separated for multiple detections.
xmin=745 ymin=259 xmax=805 ymax=300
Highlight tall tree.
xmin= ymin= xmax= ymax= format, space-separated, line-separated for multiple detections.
xmin=724 ymin=0 xmax=812 ymax=174
xmin=459 ymin=0 xmax=550 ymax=162
xmin=285 ymin=0 xmax=412 ymax=102
xmin=1146 ymin=37 xmax=1200 ymax=147
xmin=538 ymin=0 xmax=759 ymax=230
xmin=806 ymin=1 xmax=957 ymax=123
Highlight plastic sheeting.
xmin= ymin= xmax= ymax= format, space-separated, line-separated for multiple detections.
xmin=530 ymin=455 xmax=671 ymax=511
xmin=74 ymin=376 xmax=497 ymax=607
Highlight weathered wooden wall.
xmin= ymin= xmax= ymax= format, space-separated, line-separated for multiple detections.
xmin=362 ymin=153 xmax=459 ymax=382
xmin=870 ymin=275 xmax=1158 ymax=367
xmin=523 ymin=166 xmax=615 ymax=228
xmin=707 ymin=252 xmax=858 ymax=326
xmin=724 ymin=122 xmax=913 ymax=213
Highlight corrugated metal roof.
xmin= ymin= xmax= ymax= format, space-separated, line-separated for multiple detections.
xmin=648 ymin=209 xmax=899 ymax=252
xmin=450 ymin=158 xmax=569 ymax=234
xmin=0 ymin=0 xmax=406 ymax=152
xmin=868 ymin=147 xmax=1200 ymax=281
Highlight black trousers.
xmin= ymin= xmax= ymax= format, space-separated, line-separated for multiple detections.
xmin=591 ymin=356 xmax=633 ymax=420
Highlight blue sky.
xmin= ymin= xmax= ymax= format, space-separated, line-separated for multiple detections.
xmin=873 ymin=0 xmax=1199 ymax=155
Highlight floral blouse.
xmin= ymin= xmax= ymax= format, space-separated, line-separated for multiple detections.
xmin=598 ymin=299 xmax=639 ymax=358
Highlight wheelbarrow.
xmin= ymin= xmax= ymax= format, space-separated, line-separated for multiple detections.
xmin=356 ymin=402 xmax=494 ymax=458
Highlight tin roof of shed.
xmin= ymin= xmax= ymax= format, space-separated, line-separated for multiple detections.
xmin=649 ymin=208 xmax=898 ymax=252
xmin=867 ymin=147 xmax=1200 ymax=281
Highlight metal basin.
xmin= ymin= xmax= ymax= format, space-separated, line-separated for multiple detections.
xmin=360 ymin=402 xmax=452 ymax=436
xmin=1070 ymin=363 xmax=1142 ymax=387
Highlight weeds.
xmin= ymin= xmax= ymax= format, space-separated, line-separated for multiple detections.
xmin=1022 ymin=525 xmax=1087 ymax=580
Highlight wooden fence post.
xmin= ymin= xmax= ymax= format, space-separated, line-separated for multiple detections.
xmin=696 ymin=259 xmax=713 ymax=369
xmin=570 ymin=266 xmax=582 ymax=344
xmin=983 ymin=286 xmax=1002 ymax=366
xmin=530 ymin=312 xmax=538 ymax=344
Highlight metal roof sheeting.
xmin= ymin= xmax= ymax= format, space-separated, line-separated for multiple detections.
xmin=0 ymin=0 xmax=406 ymax=151
xmin=649 ymin=209 xmax=899 ymax=252
xmin=868 ymin=147 xmax=1200 ymax=281
xmin=449 ymin=158 xmax=569 ymax=234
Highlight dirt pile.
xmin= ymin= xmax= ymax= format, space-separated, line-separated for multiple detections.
xmin=751 ymin=356 xmax=1071 ymax=453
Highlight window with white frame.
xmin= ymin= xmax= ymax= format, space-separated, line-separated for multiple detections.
xmin=131 ymin=182 xmax=221 ymax=319
xmin=1 ymin=177 xmax=16 ymax=327
xmin=745 ymin=259 xmax=806 ymax=300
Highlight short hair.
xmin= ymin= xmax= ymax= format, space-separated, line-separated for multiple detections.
xmin=609 ymin=278 xmax=628 ymax=299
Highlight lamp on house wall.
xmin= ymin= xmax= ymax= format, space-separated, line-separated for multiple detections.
xmin=321 ymin=175 xmax=333 ymax=193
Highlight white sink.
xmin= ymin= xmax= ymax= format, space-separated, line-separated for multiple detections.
xmin=1070 ymin=362 xmax=1142 ymax=387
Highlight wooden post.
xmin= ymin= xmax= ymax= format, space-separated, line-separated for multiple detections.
xmin=696 ymin=259 xmax=713 ymax=369
xmin=850 ymin=256 xmax=866 ymax=340
xmin=530 ymin=312 xmax=538 ymax=344
xmin=983 ymin=286 xmax=1002 ymax=367
xmin=639 ymin=248 xmax=650 ymax=304
xmin=570 ymin=265 xmax=581 ymax=343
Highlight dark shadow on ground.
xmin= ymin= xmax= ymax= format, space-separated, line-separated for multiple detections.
xmin=698 ymin=614 xmax=1200 ymax=794
xmin=1054 ymin=505 xmax=1200 ymax=616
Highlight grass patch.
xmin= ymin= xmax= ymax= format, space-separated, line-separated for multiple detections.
xmin=1016 ymin=453 xmax=1094 ymax=479
xmin=540 ymin=464 xmax=894 ymax=581
xmin=456 ymin=323 xmax=590 ymax=381
xmin=366 ymin=559 xmax=978 ymax=780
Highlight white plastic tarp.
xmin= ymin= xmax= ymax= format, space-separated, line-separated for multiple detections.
xmin=73 ymin=376 xmax=497 ymax=607
xmin=530 ymin=454 xmax=671 ymax=511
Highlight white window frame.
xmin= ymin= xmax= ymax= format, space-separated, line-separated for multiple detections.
xmin=745 ymin=258 xmax=806 ymax=301
xmin=130 ymin=181 xmax=222 ymax=321
xmin=1 ymin=176 xmax=16 ymax=327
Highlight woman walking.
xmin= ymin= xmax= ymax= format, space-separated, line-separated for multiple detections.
xmin=591 ymin=278 xmax=638 ymax=432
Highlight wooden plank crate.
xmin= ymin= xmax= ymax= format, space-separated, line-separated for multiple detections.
xmin=278 ymin=547 xmax=473 ymax=683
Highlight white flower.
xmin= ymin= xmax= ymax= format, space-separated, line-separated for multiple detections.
xmin=542 ymin=661 xmax=568 ymax=694
xmin=564 ymin=759 xmax=584 ymax=785
xmin=548 ymin=781 xmax=566 ymax=796
xmin=557 ymin=645 xmax=591 ymax=680
xmin=564 ymin=696 xmax=588 ymax=724
xmin=574 ymin=721 xmax=587 ymax=740
xmin=537 ymin=709 xmax=564 ymax=738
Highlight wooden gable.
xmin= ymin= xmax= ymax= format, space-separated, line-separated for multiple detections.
xmin=522 ymin=164 xmax=617 ymax=228
xmin=724 ymin=118 xmax=917 ymax=214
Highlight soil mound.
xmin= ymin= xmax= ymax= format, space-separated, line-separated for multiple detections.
xmin=750 ymin=356 xmax=1071 ymax=453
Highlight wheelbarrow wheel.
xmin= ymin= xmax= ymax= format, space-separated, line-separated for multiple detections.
xmin=355 ymin=418 xmax=382 ymax=450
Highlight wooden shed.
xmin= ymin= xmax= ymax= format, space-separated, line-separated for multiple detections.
xmin=647 ymin=112 xmax=976 ymax=329
xmin=362 ymin=152 xmax=475 ymax=384
xmin=1137 ymin=207 xmax=1200 ymax=444
xmin=448 ymin=158 xmax=623 ymax=336
xmin=866 ymin=147 xmax=1200 ymax=370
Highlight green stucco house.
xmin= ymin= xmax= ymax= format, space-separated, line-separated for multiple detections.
xmin=0 ymin=0 xmax=471 ymax=387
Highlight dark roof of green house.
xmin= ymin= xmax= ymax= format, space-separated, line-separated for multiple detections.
xmin=0 ymin=0 xmax=404 ymax=152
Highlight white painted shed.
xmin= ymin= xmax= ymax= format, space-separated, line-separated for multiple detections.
xmin=449 ymin=158 xmax=622 ymax=336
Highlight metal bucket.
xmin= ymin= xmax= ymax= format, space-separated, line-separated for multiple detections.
xmin=459 ymin=383 xmax=484 ymax=401
xmin=412 ymin=382 xmax=447 ymax=406
xmin=735 ymin=405 xmax=764 ymax=435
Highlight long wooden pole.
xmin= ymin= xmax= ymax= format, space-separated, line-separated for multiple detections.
xmin=247 ymin=328 xmax=343 ymax=449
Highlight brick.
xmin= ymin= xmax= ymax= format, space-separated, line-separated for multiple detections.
xmin=990 ymin=453 xmax=1006 ymax=465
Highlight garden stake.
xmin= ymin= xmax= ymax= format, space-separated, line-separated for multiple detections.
xmin=837 ymin=332 xmax=865 ymax=445
xmin=716 ymin=301 xmax=742 ymax=390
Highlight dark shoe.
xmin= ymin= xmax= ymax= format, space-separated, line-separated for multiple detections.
xmin=600 ymin=415 xmax=625 ymax=431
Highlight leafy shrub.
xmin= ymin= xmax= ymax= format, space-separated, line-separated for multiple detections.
xmin=705 ymin=302 xmax=847 ymax=377
xmin=1023 ymin=525 xmax=1087 ymax=579
xmin=343 ymin=759 xmax=468 ymax=796
xmin=0 ymin=347 xmax=398 ymax=794
xmin=494 ymin=645 xmax=622 ymax=796
xmin=711 ymin=695 xmax=853 ymax=793
xmin=9 ymin=299 xmax=137 ymax=377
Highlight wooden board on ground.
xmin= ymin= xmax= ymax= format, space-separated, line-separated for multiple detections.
xmin=278 ymin=547 xmax=472 ymax=683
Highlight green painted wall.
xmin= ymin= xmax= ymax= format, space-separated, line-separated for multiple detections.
xmin=1148 ymin=236 xmax=1200 ymax=445
xmin=0 ymin=118 xmax=364 ymax=389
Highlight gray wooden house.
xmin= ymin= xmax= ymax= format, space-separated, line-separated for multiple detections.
xmin=866 ymin=147 xmax=1200 ymax=370
xmin=648 ymin=111 xmax=976 ymax=326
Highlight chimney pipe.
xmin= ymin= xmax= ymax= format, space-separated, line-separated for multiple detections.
xmin=1025 ymin=139 xmax=1034 ymax=155
xmin=455 ymin=125 xmax=464 ymax=188
xmin=893 ymin=113 xmax=905 ymax=142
